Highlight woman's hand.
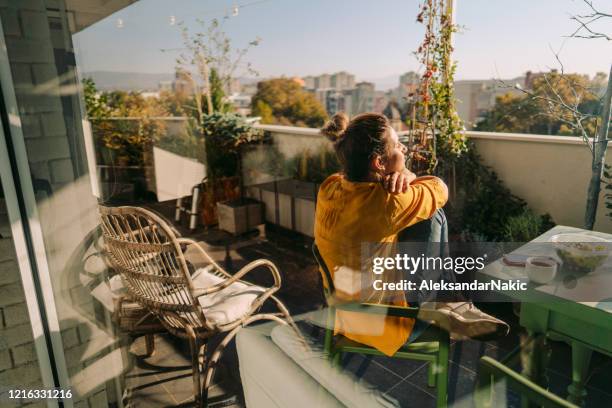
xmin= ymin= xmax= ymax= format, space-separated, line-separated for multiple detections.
xmin=383 ymin=169 xmax=417 ymax=194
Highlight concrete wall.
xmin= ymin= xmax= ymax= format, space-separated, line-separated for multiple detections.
xmin=468 ymin=131 xmax=612 ymax=233
xmin=0 ymin=199 xmax=45 ymax=408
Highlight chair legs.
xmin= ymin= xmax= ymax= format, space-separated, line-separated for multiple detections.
xmin=202 ymin=314 xmax=295 ymax=398
xmin=144 ymin=334 xmax=155 ymax=357
xmin=436 ymin=333 xmax=450 ymax=408
xmin=185 ymin=298 xmax=300 ymax=407
xmin=428 ymin=361 xmax=437 ymax=387
xmin=331 ymin=351 xmax=343 ymax=367
xmin=188 ymin=329 xmax=207 ymax=408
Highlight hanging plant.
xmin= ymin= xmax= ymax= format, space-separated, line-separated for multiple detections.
xmin=411 ymin=0 xmax=467 ymax=173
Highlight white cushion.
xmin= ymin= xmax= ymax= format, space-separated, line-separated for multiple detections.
xmin=108 ymin=266 xmax=265 ymax=327
xmin=271 ymin=324 xmax=400 ymax=408
xmin=192 ymin=267 xmax=265 ymax=326
xmin=236 ymin=322 xmax=345 ymax=408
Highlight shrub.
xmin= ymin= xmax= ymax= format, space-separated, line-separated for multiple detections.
xmin=503 ymin=209 xmax=555 ymax=242
xmin=438 ymin=140 xmax=554 ymax=241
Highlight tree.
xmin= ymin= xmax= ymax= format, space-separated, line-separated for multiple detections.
xmin=569 ymin=0 xmax=611 ymax=41
xmin=475 ymin=92 xmax=539 ymax=134
xmin=210 ymin=68 xmax=233 ymax=113
xmin=475 ymin=72 xmax=601 ymax=137
xmin=251 ymin=78 xmax=327 ymax=127
xmin=82 ymin=78 xmax=110 ymax=119
xmin=254 ymin=100 xmax=273 ymax=124
xmin=82 ymin=79 xmax=172 ymax=166
xmin=174 ymin=18 xmax=260 ymax=118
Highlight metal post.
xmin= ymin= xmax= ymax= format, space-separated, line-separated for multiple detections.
xmin=175 ymin=197 xmax=183 ymax=221
xmin=190 ymin=185 xmax=200 ymax=230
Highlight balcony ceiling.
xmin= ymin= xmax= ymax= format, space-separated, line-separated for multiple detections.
xmin=65 ymin=0 xmax=139 ymax=33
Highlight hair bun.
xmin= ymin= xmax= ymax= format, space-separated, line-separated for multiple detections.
xmin=321 ymin=112 xmax=349 ymax=142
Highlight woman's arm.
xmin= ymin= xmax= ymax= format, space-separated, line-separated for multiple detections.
xmin=384 ymin=174 xmax=449 ymax=234
xmin=383 ymin=169 xmax=417 ymax=194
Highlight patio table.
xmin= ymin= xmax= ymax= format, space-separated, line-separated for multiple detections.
xmin=478 ymin=225 xmax=612 ymax=406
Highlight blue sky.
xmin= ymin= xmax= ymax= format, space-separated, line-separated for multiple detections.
xmin=74 ymin=0 xmax=611 ymax=85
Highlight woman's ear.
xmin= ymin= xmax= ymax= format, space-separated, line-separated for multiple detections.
xmin=370 ymin=154 xmax=386 ymax=174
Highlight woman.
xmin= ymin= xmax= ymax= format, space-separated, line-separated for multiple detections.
xmin=314 ymin=112 xmax=508 ymax=357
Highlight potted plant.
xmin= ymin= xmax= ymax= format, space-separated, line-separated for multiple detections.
xmin=200 ymin=112 xmax=264 ymax=234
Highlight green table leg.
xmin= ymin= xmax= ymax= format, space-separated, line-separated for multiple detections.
xmin=567 ymin=341 xmax=592 ymax=406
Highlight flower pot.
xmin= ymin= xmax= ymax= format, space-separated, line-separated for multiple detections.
xmin=217 ymin=198 xmax=263 ymax=235
xmin=200 ymin=176 xmax=241 ymax=226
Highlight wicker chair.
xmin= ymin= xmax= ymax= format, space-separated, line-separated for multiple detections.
xmin=98 ymin=205 xmax=297 ymax=407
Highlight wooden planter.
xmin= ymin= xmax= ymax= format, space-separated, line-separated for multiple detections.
xmin=245 ymin=179 xmax=318 ymax=237
xmin=217 ymin=198 xmax=263 ymax=235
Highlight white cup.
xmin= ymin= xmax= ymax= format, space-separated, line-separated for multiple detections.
xmin=525 ymin=256 xmax=557 ymax=284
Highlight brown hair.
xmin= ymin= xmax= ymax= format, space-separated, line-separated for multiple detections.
xmin=321 ymin=112 xmax=391 ymax=181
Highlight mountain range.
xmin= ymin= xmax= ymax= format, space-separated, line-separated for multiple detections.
xmin=82 ymin=71 xmax=175 ymax=91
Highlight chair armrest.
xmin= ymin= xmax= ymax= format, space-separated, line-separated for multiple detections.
xmin=192 ymin=258 xmax=282 ymax=298
xmin=477 ymin=356 xmax=578 ymax=408
xmin=335 ymin=302 xmax=420 ymax=319
xmin=176 ymin=237 xmax=282 ymax=304
xmin=176 ymin=237 xmax=232 ymax=279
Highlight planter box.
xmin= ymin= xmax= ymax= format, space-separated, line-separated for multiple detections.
xmin=217 ymin=199 xmax=263 ymax=235
xmin=245 ymin=179 xmax=317 ymax=237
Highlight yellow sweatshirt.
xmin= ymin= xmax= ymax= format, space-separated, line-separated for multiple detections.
xmin=314 ymin=173 xmax=448 ymax=356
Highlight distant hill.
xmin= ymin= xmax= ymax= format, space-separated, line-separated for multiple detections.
xmin=83 ymin=71 xmax=263 ymax=93
xmin=83 ymin=71 xmax=174 ymax=91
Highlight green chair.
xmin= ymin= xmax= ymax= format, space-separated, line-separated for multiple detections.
xmin=312 ymin=244 xmax=451 ymax=408
xmin=475 ymin=356 xmax=579 ymax=408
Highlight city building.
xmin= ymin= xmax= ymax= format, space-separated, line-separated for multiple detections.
xmin=228 ymin=93 xmax=252 ymax=116
xmin=241 ymin=81 xmax=258 ymax=96
xmin=315 ymin=73 xmax=331 ymax=89
xmin=158 ymin=70 xmax=195 ymax=97
xmin=330 ymin=71 xmax=355 ymax=91
xmin=454 ymin=77 xmax=524 ymax=129
xmin=397 ymin=71 xmax=420 ymax=101
xmin=373 ymin=90 xmax=392 ymax=113
xmin=302 ymin=75 xmax=315 ymax=90
xmin=352 ymin=81 xmax=375 ymax=114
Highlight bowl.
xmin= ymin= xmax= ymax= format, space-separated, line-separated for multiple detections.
xmin=525 ymin=256 xmax=558 ymax=284
xmin=550 ymin=233 xmax=611 ymax=274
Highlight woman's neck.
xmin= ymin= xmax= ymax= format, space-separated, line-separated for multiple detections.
xmin=346 ymin=171 xmax=382 ymax=183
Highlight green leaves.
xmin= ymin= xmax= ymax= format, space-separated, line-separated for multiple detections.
xmin=503 ymin=210 xmax=555 ymax=242
xmin=200 ymin=112 xmax=263 ymax=178
xmin=82 ymin=78 xmax=110 ymax=120
xmin=250 ymin=78 xmax=328 ymax=127
xmin=414 ymin=1 xmax=467 ymax=172
xmin=201 ymin=112 xmax=262 ymax=151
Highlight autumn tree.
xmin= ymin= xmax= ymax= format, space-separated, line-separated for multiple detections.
xmin=251 ymin=78 xmax=327 ymax=127
xmin=475 ymin=71 xmax=602 ymax=136
xmin=83 ymin=79 xmax=171 ymax=166
xmin=83 ymin=77 xmax=110 ymax=119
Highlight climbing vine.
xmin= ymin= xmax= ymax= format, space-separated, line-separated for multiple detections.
xmin=410 ymin=0 xmax=467 ymax=174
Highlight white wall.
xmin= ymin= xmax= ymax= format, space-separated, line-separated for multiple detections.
xmin=468 ymin=132 xmax=612 ymax=233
